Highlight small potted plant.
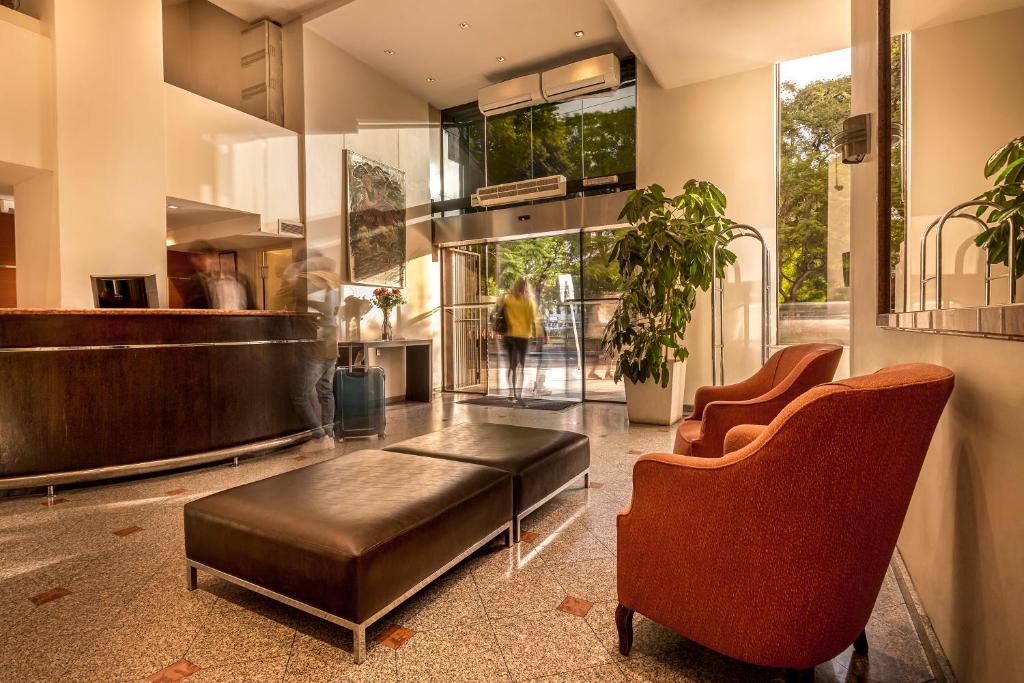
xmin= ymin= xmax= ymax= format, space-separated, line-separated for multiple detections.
xmin=370 ymin=287 xmax=406 ymax=341
xmin=602 ymin=181 xmax=736 ymax=425
xmin=975 ymin=136 xmax=1024 ymax=277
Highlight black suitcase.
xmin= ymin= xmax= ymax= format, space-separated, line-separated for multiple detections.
xmin=334 ymin=365 xmax=386 ymax=439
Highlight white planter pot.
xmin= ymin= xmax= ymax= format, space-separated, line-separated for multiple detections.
xmin=623 ymin=361 xmax=687 ymax=426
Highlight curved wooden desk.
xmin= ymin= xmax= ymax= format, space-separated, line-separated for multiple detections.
xmin=0 ymin=310 xmax=322 ymax=492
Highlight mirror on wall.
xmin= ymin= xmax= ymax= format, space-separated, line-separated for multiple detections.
xmin=883 ymin=0 xmax=1024 ymax=317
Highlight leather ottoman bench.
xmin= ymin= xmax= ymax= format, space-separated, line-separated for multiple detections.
xmin=384 ymin=422 xmax=590 ymax=542
xmin=184 ymin=449 xmax=512 ymax=663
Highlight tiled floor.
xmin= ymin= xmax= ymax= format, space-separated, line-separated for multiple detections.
xmin=0 ymin=398 xmax=941 ymax=682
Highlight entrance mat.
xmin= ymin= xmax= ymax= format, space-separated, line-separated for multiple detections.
xmin=458 ymin=396 xmax=580 ymax=412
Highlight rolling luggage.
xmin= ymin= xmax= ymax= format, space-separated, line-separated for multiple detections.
xmin=334 ymin=365 xmax=386 ymax=439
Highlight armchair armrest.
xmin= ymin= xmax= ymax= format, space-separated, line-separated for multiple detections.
xmin=690 ymin=368 xmax=773 ymax=419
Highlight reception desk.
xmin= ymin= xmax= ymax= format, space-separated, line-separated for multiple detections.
xmin=0 ymin=310 xmax=322 ymax=492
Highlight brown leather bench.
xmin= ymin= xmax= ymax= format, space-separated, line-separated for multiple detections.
xmin=184 ymin=449 xmax=511 ymax=663
xmin=384 ymin=422 xmax=590 ymax=542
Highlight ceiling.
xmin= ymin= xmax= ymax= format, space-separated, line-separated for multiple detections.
xmin=305 ymin=0 xmax=626 ymax=109
xmin=607 ymin=0 xmax=851 ymax=89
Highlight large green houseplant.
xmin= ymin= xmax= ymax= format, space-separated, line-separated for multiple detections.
xmin=602 ymin=181 xmax=737 ymax=424
xmin=975 ymin=136 xmax=1024 ymax=276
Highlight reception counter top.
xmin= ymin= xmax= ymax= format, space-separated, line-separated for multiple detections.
xmin=0 ymin=310 xmax=322 ymax=491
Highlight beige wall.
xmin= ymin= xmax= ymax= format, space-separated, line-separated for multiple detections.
xmin=164 ymin=84 xmax=301 ymax=232
xmin=301 ymin=27 xmax=438 ymax=396
xmin=637 ymin=63 xmax=777 ymax=400
xmin=901 ymin=7 xmax=1024 ymax=311
xmin=32 ymin=0 xmax=169 ymax=308
xmin=162 ymin=0 xmax=246 ymax=114
xmin=851 ymin=2 xmax=1024 ymax=680
xmin=0 ymin=9 xmax=54 ymax=175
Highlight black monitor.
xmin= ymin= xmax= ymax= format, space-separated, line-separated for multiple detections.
xmin=91 ymin=275 xmax=159 ymax=309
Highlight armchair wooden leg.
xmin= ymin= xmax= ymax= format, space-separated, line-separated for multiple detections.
xmin=615 ymin=604 xmax=635 ymax=656
xmin=785 ymin=668 xmax=815 ymax=683
xmin=853 ymin=629 xmax=869 ymax=656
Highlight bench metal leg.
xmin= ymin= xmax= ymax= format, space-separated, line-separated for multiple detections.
xmin=186 ymin=564 xmax=197 ymax=591
xmin=583 ymin=471 xmax=590 ymax=488
xmin=505 ymin=526 xmax=514 ymax=547
xmin=353 ymin=626 xmax=366 ymax=664
xmin=512 ymin=516 xmax=522 ymax=544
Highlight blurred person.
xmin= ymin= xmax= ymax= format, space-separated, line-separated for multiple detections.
xmin=531 ymin=281 xmax=552 ymax=397
xmin=278 ymin=252 xmax=341 ymax=452
xmin=586 ymin=303 xmax=613 ymax=380
xmin=501 ymin=278 xmax=539 ymax=407
xmin=183 ymin=242 xmax=254 ymax=310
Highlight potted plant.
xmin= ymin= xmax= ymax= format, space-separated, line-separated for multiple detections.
xmin=602 ymin=181 xmax=737 ymax=425
xmin=975 ymin=136 xmax=1024 ymax=278
xmin=370 ymin=287 xmax=406 ymax=341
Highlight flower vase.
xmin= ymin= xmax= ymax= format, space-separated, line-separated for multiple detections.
xmin=381 ymin=308 xmax=394 ymax=341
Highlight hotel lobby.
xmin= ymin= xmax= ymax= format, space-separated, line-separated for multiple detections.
xmin=0 ymin=1 xmax=1021 ymax=682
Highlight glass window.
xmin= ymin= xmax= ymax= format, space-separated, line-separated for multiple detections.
xmin=582 ymin=84 xmax=637 ymax=178
xmin=777 ymin=49 xmax=852 ymax=346
xmin=486 ymin=109 xmax=533 ymax=185
xmin=531 ymin=99 xmax=583 ymax=181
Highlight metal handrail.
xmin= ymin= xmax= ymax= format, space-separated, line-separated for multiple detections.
xmin=711 ymin=225 xmax=771 ymax=386
xmin=918 ymin=200 xmax=1017 ymax=310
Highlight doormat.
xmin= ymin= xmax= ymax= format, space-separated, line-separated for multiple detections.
xmin=458 ymin=396 xmax=580 ymax=412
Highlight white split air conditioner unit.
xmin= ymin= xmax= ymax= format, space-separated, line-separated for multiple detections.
xmin=542 ymin=53 xmax=620 ymax=102
xmin=478 ymin=73 xmax=545 ymax=117
xmin=471 ymin=175 xmax=567 ymax=208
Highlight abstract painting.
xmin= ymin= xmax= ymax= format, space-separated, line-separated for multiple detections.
xmin=345 ymin=150 xmax=406 ymax=287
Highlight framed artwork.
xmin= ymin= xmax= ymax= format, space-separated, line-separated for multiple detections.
xmin=344 ymin=150 xmax=406 ymax=287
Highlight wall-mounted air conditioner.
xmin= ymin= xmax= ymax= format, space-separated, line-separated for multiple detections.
xmin=542 ymin=54 xmax=620 ymax=102
xmin=275 ymin=219 xmax=304 ymax=237
xmin=471 ymin=175 xmax=567 ymax=208
xmin=478 ymin=73 xmax=545 ymax=117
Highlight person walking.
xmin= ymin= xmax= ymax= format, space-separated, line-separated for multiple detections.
xmin=501 ymin=278 xmax=538 ymax=407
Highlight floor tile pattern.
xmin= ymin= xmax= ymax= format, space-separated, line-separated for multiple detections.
xmin=0 ymin=398 xmax=941 ymax=682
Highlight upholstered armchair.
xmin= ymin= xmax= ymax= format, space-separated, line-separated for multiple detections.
xmin=674 ymin=343 xmax=843 ymax=458
xmin=618 ymin=363 xmax=955 ymax=682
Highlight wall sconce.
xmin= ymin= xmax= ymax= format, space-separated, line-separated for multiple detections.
xmin=834 ymin=113 xmax=872 ymax=164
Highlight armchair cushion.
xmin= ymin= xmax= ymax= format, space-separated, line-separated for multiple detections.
xmin=723 ymin=424 xmax=766 ymax=454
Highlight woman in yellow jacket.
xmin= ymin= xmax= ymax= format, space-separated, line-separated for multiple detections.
xmin=501 ymin=278 xmax=539 ymax=406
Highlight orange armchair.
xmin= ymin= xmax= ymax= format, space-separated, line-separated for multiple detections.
xmin=674 ymin=343 xmax=843 ymax=458
xmin=618 ymin=363 xmax=954 ymax=681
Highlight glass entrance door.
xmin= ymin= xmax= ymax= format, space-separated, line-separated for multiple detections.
xmin=441 ymin=227 xmax=628 ymax=403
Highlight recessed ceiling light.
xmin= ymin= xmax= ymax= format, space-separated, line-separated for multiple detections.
xmin=384 ymin=49 xmax=395 ymax=55
xmin=426 ymin=77 xmax=436 ymax=82
xmin=168 ymin=204 xmax=180 ymax=210
xmin=458 ymin=21 xmax=470 ymax=29
xmin=496 ymin=56 xmax=506 ymax=62
xmin=574 ymin=30 xmax=585 ymax=37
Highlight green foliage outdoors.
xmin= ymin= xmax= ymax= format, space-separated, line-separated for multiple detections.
xmin=975 ymin=136 xmax=1024 ymax=275
xmin=777 ymin=74 xmax=850 ymax=303
xmin=602 ymin=182 xmax=737 ymax=387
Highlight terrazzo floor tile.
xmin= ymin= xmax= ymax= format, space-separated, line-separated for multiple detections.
xmin=63 ymin=620 xmax=200 ymax=683
xmin=492 ymin=609 xmax=613 ymax=681
xmin=475 ymin=562 xmax=568 ymax=620
xmin=0 ymin=398 xmax=946 ymax=683
xmin=548 ymin=557 xmax=618 ymax=603
xmin=395 ymin=620 xmax=510 ymax=682
xmin=184 ymin=602 xmax=296 ymax=668
xmin=528 ymin=662 xmax=627 ymax=682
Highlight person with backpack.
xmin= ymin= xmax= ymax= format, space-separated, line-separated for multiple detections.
xmin=498 ymin=278 xmax=539 ymax=406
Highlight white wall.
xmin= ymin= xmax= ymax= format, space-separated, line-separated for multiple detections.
xmin=301 ymin=27 xmax=438 ymax=396
xmin=164 ymin=84 xmax=301 ymax=233
xmin=637 ymin=63 xmax=777 ymax=400
xmin=850 ymin=2 xmax=1024 ymax=681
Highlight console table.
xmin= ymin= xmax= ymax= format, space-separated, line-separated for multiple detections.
xmin=338 ymin=339 xmax=432 ymax=403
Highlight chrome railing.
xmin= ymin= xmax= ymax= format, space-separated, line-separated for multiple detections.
xmin=711 ymin=225 xmax=772 ymax=386
xmin=918 ymin=200 xmax=1017 ymax=310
